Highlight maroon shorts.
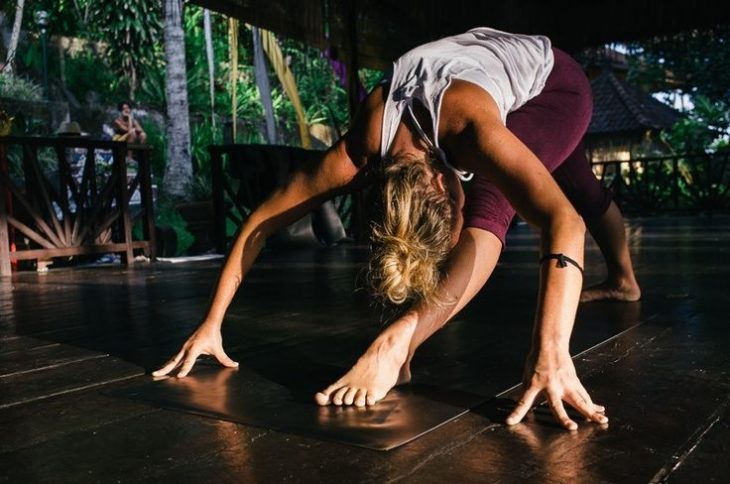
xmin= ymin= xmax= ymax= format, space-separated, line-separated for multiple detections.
xmin=463 ymin=48 xmax=612 ymax=245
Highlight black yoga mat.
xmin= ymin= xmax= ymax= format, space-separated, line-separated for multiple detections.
xmin=109 ymin=363 xmax=485 ymax=451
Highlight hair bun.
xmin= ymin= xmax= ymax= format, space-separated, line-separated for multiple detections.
xmin=368 ymin=153 xmax=454 ymax=306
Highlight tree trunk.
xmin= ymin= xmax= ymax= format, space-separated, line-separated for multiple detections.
xmin=252 ymin=27 xmax=277 ymax=144
xmin=162 ymin=0 xmax=193 ymax=201
xmin=2 ymin=0 xmax=25 ymax=75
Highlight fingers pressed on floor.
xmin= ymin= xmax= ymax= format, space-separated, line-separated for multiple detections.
xmin=177 ymin=356 xmax=198 ymax=378
xmin=506 ymin=387 xmax=540 ymax=425
xmin=567 ymin=391 xmax=607 ymax=424
xmin=152 ymin=351 xmax=184 ymax=376
xmin=547 ymin=392 xmax=578 ymax=430
xmin=215 ymin=349 xmax=238 ymax=368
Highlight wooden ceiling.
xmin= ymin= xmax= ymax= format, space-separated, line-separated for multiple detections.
xmin=192 ymin=0 xmax=730 ymax=70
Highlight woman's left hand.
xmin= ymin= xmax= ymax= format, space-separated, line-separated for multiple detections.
xmin=506 ymin=349 xmax=608 ymax=430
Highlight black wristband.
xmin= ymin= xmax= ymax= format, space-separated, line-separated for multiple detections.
xmin=539 ymin=253 xmax=584 ymax=275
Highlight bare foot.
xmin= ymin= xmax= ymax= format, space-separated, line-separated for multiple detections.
xmin=581 ymin=279 xmax=641 ymax=303
xmin=315 ymin=318 xmax=416 ymax=407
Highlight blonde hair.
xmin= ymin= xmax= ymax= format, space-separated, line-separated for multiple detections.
xmin=369 ymin=153 xmax=454 ymax=306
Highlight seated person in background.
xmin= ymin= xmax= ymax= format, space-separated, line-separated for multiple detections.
xmin=113 ymin=101 xmax=147 ymax=144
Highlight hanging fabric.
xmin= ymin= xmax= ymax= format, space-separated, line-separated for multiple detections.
xmin=259 ymin=28 xmax=311 ymax=148
xmin=204 ymin=9 xmax=216 ymax=129
xmin=325 ymin=47 xmax=367 ymax=103
xmin=228 ymin=18 xmax=238 ymax=141
xmin=252 ymin=26 xmax=277 ymax=144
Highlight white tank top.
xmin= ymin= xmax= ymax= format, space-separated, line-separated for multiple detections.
xmin=380 ymin=27 xmax=554 ymax=180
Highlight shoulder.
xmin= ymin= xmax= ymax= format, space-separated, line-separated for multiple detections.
xmin=439 ymin=79 xmax=502 ymax=138
xmin=437 ymin=79 xmax=504 ymax=171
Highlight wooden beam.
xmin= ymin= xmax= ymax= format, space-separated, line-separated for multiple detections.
xmin=0 ymin=145 xmax=10 ymax=276
xmin=7 ymin=241 xmax=151 ymax=261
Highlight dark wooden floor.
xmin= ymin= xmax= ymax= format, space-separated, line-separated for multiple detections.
xmin=2 ymin=216 xmax=730 ymax=483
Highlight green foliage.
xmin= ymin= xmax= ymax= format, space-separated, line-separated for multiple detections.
xmin=62 ymin=50 xmax=120 ymax=105
xmin=88 ymin=0 xmax=163 ymax=99
xmin=153 ymin=201 xmax=194 ymax=255
xmin=25 ymin=0 xmax=94 ymax=38
xmin=0 ymin=73 xmax=43 ymax=101
xmin=189 ymin=116 xmax=224 ymax=200
xmin=139 ymin=119 xmax=167 ymax=179
xmin=626 ymin=26 xmax=730 ymax=105
xmin=360 ymin=68 xmax=385 ymax=92
xmin=136 ymin=63 xmax=166 ymax=109
xmin=279 ymin=37 xmax=349 ymax=131
xmin=661 ymin=97 xmax=730 ymax=154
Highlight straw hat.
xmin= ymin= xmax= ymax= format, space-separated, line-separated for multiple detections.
xmin=56 ymin=121 xmax=84 ymax=136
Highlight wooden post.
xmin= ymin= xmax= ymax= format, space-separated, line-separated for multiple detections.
xmin=0 ymin=144 xmax=11 ymax=276
xmin=210 ymin=146 xmax=227 ymax=253
xmin=673 ymin=157 xmax=680 ymax=210
xmin=138 ymin=147 xmax=157 ymax=259
xmin=340 ymin=1 xmax=366 ymax=241
xmin=115 ymin=143 xmax=134 ymax=264
xmin=343 ymin=1 xmax=360 ymax=122
xmin=55 ymin=146 xmax=72 ymax=244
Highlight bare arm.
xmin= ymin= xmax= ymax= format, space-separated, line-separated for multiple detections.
xmin=154 ymin=138 xmax=365 ymax=377
xmin=461 ymin=117 xmax=605 ymax=429
xmin=402 ymin=228 xmax=502 ymax=359
xmin=112 ymin=118 xmax=132 ymax=134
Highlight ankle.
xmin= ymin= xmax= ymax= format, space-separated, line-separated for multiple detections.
xmin=368 ymin=317 xmax=416 ymax=359
xmin=606 ymin=271 xmax=638 ymax=289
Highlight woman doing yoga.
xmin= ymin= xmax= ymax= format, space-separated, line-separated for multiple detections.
xmin=154 ymin=27 xmax=640 ymax=430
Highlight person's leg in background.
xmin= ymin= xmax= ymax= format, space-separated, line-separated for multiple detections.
xmin=466 ymin=47 xmax=640 ymax=301
xmin=552 ymin=143 xmax=641 ymax=301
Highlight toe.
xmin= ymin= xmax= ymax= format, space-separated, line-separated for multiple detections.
xmin=343 ymin=387 xmax=358 ymax=406
xmin=314 ymin=391 xmax=331 ymax=406
xmin=354 ymin=389 xmax=367 ymax=407
xmin=366 ymin=393 xmax=376 ymax=406
xmin=332 ymin=386 xmax=349 ymax=406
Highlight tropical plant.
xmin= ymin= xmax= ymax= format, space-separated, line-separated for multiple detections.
xmin=62 ymin=50 xmax=120 ymax=105
xmin=0 ymin=72 xmax=42 ymax=101
xmin=89 ymin=0 xmax=163 ymax=100
xmin=661 ymin=97 xmax=730 ymax=154
xmin=626 ymin=26 xmax=730 ymax=106
xmin=139 ymin=119 xmax=167 ymax=179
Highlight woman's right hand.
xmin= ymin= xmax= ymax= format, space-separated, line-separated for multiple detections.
xmin=152 ymin=322 xmax=239 ymax=378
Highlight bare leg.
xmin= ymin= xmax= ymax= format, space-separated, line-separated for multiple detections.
xmin=315 ymin=229 xmax=502 ymax=406
xmin=581 ymin=201 xmax=641 ymax=302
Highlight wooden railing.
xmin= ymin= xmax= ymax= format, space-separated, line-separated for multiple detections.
xmin=0 ymin=136 xmax=156 ymax=276
xmin=209 ymin=144 xmax=355 ymax=252
xmin=592 ymin=152 xmax=730 ymax=214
